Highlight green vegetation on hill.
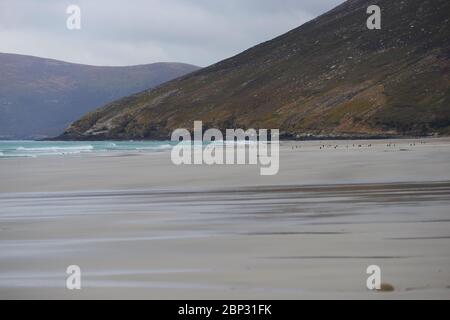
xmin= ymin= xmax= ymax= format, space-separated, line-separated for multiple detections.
xmin=61 ymin=0 xmax=450 ymax=140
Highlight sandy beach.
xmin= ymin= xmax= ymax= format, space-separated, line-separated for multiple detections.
xmin=1 ymin=138 xmax=450 ymax=299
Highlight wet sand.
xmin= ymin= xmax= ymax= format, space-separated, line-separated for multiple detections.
xmin=1 ymin=138 xmax=450 ymax=299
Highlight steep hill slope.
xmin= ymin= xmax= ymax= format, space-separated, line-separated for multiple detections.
xmin=61 ymin=0 xmax=450 ymax=140
xmin=0 ymin=53 xmax=199 ymax=139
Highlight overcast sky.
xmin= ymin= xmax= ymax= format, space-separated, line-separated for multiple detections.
xmin=0 ymin=0 xmax=344 ymax=67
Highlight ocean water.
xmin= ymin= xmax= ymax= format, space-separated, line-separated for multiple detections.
xmin=0 ymin=140 xmax=175 ymax=158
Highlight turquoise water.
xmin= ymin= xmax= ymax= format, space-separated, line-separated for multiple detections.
xmin=0 ymin=140 xmax=175 ymax=158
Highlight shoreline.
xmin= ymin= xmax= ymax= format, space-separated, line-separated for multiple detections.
xmin=47 ymin=133 xmax=446 ymax=142
xmin=2 ymin=137 xmax=450 ymax=194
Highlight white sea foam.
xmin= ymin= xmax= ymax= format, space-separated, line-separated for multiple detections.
xmin=136 ymin=144 xmax=172 ymax=151
xmin=16 ymin=145 xmax=94 ymax=152
xmin=0 ymin=153 xmax=37 ymax=158
xmin=0 ymin=141 xmax=174 ymax=158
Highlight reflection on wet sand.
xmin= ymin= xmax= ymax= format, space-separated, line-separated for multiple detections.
xmin=1 ymin=181 xmax=449 ymax=299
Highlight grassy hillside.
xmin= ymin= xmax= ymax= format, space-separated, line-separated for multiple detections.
xmin=61 ymin=0 xmax=450 ymax=140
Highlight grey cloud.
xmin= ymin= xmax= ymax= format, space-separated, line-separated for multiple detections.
xmin=0 ymin=0 xmax=344 ymax=66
